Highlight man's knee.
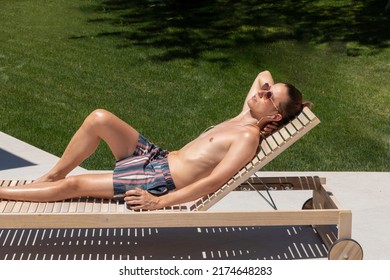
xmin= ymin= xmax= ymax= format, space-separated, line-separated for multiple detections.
xmin=85 ymin=109 xmax=112 ymax=129
xmin=62 ymin=176 xmax=82 ymax=194
xmin=42 ymin=177 xmax=82 ymax=200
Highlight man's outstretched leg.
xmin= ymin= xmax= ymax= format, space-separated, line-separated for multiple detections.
xmin=35 ymin=109 xmax=140 ymax=183
xmin=0 ymin=173 xmax=114 ymax=202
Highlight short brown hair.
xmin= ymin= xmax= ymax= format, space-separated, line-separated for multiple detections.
xmin=279 ymin=83 xmax=313 ymax=125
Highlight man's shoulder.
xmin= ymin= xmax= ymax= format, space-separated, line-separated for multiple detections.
xmin=233 ymin=128 xmax=260 ymax=145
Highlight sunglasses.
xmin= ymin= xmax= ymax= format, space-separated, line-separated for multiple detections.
xmin=260 ymin=83 xmax=280 ymax=113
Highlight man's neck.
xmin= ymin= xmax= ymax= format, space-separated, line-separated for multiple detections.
xmin=235 ymin=109 xmax=265 ymax=130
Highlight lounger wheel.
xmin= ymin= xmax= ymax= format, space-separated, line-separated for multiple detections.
xmin=328 ymin=238 xmax=363 ymax=260
xmin=302 ymin=198 xmax=313 ymax=209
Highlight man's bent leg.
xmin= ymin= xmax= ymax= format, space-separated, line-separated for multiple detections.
xmin=36 ymin=109 xmax=140 ymax=182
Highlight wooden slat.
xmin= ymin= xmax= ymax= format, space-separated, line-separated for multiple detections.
xmin=44 ymin=201 xmax=55 ymax=213
xmin=302 ymin=106 xmax=316 ymax=121
xmin=76 ymin=198 xmax=86 ymax=213
xmin=36 ymin=202 xmax=47 ymax=213
xmin=285 ymin=123 xmax=297 ymax=135
xmin=84 ymin=198 xmax=94 ymax=213
xmin=68 ymin=199 xmax=79 ymax=213
xmin=0 ymin=180 xmax=10 ymax=187
xmin=260 ymin=140 xmax=272 ymax=155
xmin=258 ymin=149 xmax=266 ymax=160
xmin=27 ymin=202 xmax=39 ymax=213
xmin=279 ymin=127 xmax=291 ymax=140
xmin=11 ymin=201 xmax=23 ymax=213
xmin=20 ymin=201 xmax=32 ymax=213
xmin=52 ymin=201 xmax=64 ymax=213
xmin=60 ymin=200 xmax=71 ymax=213
xmin=111 ymin=200 xmax=120 ymax=213
xmin=3 ymin=202 xmax=16 ymax=213
xmin=92 ymin=199 xmax=102 ymax=213
xmin=265 ymin=137 xmax=278 ymax=151
xmin=100 ymin=199 xmax=110 ymax=213
xmin=298 ymin=112 xmax=310 ymax=125
xmin=0 ymin=201 xmax=9 ymax=213
xmin=292 ymin=118 xmax=303 ymax=131
xmin=272 ymin=131 xmax=285 ymax=145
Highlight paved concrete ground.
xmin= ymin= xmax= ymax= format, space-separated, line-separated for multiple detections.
xmin=0 ymin=131 xmax=389 ymax=260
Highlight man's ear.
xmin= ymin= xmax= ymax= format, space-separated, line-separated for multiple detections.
xmin=273 ymin=113 xmax=283 ymax=122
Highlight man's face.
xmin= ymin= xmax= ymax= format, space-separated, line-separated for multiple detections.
xmin=249 ymin=83 xmax=288 ymax=116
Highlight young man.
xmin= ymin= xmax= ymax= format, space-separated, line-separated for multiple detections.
xmin=0 ymin=71 xmax=310 ymax=210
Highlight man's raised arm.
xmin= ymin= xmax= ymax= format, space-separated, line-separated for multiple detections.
xmin=242 ymin=70 xmax=274 ymax=113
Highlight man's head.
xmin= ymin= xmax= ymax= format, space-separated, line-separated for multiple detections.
xmin=249 ymin=82 xmax=312 ymax=126
xmin=278 ymin=83 xmax=312 ymax=125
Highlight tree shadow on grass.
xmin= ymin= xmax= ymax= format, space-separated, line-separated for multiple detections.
xmin=76 ymin=0 xmax=390 ymax=61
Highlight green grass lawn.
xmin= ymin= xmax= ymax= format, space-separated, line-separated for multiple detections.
xmin=0 ymin=0 xmax=389 ymax=171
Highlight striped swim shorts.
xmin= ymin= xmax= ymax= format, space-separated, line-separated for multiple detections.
xmin=112 ymin=134 xmax=176 ymax=202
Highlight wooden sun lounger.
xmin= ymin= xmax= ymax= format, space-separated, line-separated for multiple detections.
xmin=0 ymin=108 xmax=363 ymax=259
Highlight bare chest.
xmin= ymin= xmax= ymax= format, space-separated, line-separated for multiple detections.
xmin=182 ymin=122 xmax=245 ymax=158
